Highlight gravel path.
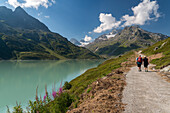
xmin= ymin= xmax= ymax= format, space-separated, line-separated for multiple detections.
xmin=122 ymin=65 xmax=170 ymax=113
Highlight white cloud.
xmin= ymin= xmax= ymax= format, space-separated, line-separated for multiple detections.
xmin=79 ymin=42 xmax=90 ymax=47
xmin=121 ymin=0 xmax=160 ymax=26
xmin=38 ymin=12 xmax=42 ymax=16
xmin=51 ymin=0 xmax=56 ymax=3
xmin=7 ymin=0 xmax=55 ymax=9
xmin=93 ymin=13 xmax=121 ymax=33
xmin=7 ymin=0 xmax=20 ymax=8
xmin=92 ymin=0 xmax=160 ymax=34
xmin=84 ymin=35 xmax=92 ymax=42
xmin=44 ymin=15 xmax=50 ymax=18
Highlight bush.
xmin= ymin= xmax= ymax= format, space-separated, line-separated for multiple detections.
xmin=48 ymin=92 xmax=73 ymax=113
xmin=56 ymin=93 xmax=73 ymax=112
xmin=63 ymin=81 xmax=72 ymax=90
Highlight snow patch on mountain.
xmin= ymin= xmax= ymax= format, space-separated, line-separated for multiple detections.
xmin=106 ymin=34 xmax=116 ymax=39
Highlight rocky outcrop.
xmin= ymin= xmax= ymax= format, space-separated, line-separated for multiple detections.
xmin=160 ymin=65 xmax=170 ymax=72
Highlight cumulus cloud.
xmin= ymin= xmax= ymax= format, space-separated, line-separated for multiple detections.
xmin=7 ymin=0 xmax=55 ymax=9
xmin=93 ymin=13 xmax=121 ymax=33
xmin=121 ymin=0 xmax=160 ymax=26
xmin=44 ymin=15 xmax=50 ymax=18
xmin=84 ymin=35 xmax=92 ymax=42
xmin=93 ymin=0 xmax=160 ymax=33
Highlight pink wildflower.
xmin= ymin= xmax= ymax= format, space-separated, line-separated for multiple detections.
xmin=58 ymin=87 xmax=63 ymax=95
xmin=43 ymin=94 xmax=47 ymax=101
xmin=52 ymin=91 xmax=57 ymax=98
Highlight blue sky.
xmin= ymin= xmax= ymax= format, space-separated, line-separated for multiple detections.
xmin=0 ymin=0 xmax=170 ymax=41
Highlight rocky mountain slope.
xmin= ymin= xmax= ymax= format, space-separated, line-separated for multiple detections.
xmin=0 ymin=6 xmax=100 ymax=60
xmin=86 ymin=25 xmax=168 ymax=57
xmin=0 ymin=6 xmax=49 ymax=32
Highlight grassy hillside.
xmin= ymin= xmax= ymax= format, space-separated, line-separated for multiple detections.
xmin=0 ymin=29 xmax=101 ymax=60
xmin=0 ymin=6 xmax=101 ymax=60
xmin=69 ymin=51 xmax=134 ymax=95
xmin=142 ymin=37 xmax=170 ymax=69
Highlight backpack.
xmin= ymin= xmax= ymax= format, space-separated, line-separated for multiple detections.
xmin=137 ymin=57 xmax=142 ymax=63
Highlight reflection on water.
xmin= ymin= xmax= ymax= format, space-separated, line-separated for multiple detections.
xmin=0 ymin=60 xmax=103 ymax=112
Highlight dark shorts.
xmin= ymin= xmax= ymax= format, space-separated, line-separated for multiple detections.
xmin=144 ymin=63 xmax=148 ymax=68
xmin=137 ymin=64 xmax=141 ymax=67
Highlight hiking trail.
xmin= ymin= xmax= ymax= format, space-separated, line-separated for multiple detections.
xmin=122 ymin=65 xmax=170 ymax=113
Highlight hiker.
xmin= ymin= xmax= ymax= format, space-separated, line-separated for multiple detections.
xmin=143 ymin=56 xmax=149 ymax=72
xmin=136 ymin=55 xmax=142 ymax=71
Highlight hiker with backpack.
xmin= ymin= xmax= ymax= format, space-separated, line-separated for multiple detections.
xmin=136 ymin=55 xmax=142 ymax=71
xmin=143 ymin=56 xmax=149 ymax=72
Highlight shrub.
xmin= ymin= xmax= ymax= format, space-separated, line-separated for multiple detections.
xmin=49 ymin=92 xmax=73 ymax=113
xmin=63 ymin=81 xmax=72 ymax=90
xmin=58 ymin=93 xmax=73 ymax=109
xmin=13 ymin=103 xmax=23 ymax=113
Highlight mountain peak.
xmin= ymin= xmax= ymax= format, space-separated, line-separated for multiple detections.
xmin=124 ymin=25 xmax=140 ymax=30
xmin=14 ymin=6 xmax=27 ymax=15
xmin=131 ymin=25 xmax=140 ymax=28
xmin=86 ymin=26 xmax=168 ymax=57
xmin=0 ymin=6 xmax=50 ymax=32
xmin=15 ymin=6 xmax=23 ymax=10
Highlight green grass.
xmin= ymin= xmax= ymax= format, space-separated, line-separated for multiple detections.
xmin=69 ymin=51 xmax=135 ymax=95
xmin=142 ymin=37 xmax=170 ymax=69
xmin=39 ymin=44 xmax=66 ymax=59
xmin=87 ymin=87 xmax=92 ymax=93
xmin=18 ymin=52 xmax=60 ymax=60
xmin=0 ymin=29 xmax=101 ymax=60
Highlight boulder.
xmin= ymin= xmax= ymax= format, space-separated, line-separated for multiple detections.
xmin=160 ymin=65 xmax=170 ymax=72
xmin=154 ymin=47 xmax=159 ymax=51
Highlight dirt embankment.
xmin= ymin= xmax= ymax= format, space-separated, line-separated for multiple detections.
xmin=147 ymin=53 xmax=170 ymax=82
xmin=148 ymin=53 xmax=163 ymax=60
xmin=67 ymin=54 xmax=136 ymax=113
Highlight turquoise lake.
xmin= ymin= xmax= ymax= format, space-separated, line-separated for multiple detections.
xmin=0 ymin=60 xmax=103 ymax=112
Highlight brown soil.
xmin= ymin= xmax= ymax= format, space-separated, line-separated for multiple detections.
xmin=67 ymin=54 xmax=136 ymax=113
xmin=148 ymin=53 xmax=163 ymax=60
xmin=67 ymin=72 xmax=126 ymax=113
